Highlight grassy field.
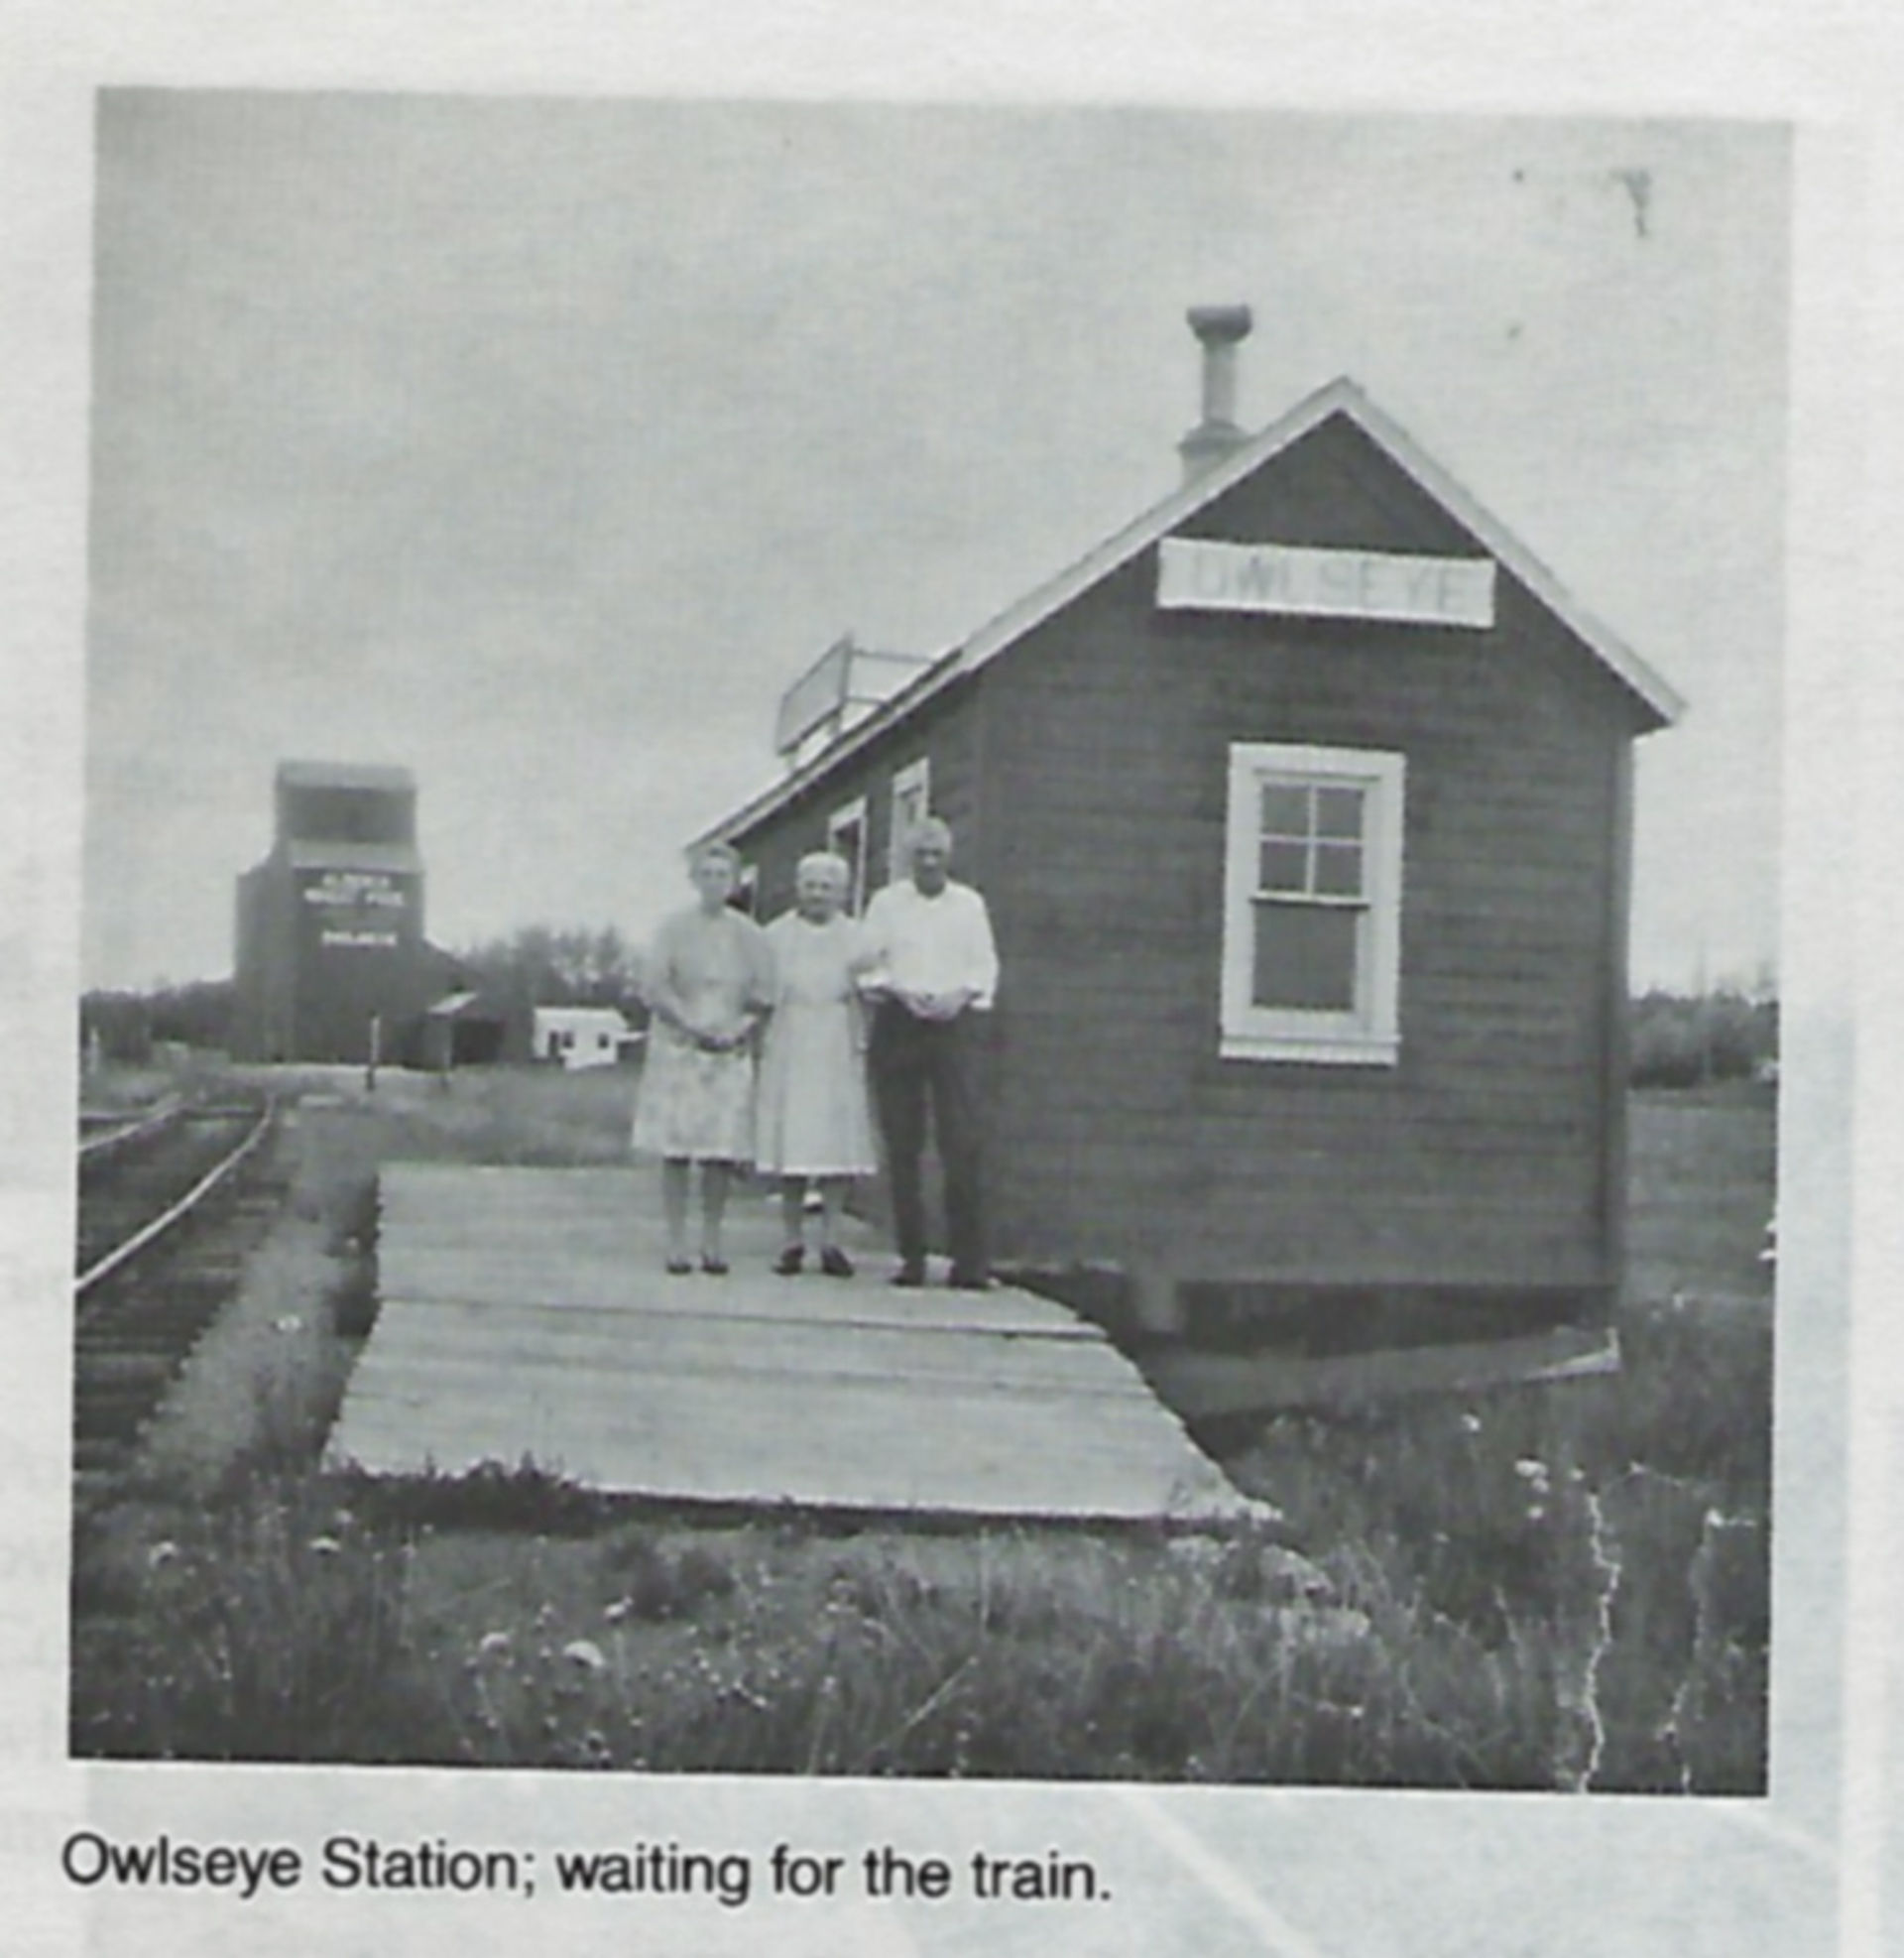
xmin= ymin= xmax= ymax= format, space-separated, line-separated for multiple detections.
xmin=69 ymin=1065 xmax=1773 ymax=1791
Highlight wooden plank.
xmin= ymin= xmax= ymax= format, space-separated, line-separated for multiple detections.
xmin=351 ymin=1337 xmax=1158 ymax=1409
xmin=328 ymin=1438 xmax=1243 ymax=1522
xmin=342 ymin=1316 xmax=1187 ymax=1437
xmin=370 ymin=1261 xmax=1101 ymax=1338
xmin=333 ymin=1396 xmax=1197 ymax=1490
xmin=360 ymin=1305 xmax=1147 ymax=1395
xmin=330 ymin=1391 xmax=1248 ymax=1514
xmin=335 ymin=1375 xmax=1200 ymax=1470
xmin=335 ymin=1344 xmax=1195 ymax=1438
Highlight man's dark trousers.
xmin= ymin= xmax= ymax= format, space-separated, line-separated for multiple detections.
xmin=868 ymin=1001 xmax=987 ymax=1282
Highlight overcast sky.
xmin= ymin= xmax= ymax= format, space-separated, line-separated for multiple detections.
xmin=83 ymin=93 xmax=1786 ymax=992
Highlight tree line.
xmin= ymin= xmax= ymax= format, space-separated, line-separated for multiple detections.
xmin=1627 ymin=988 xmax=1777 ymax=1088
xmin=446 ymin=924 xmax=644 ymax=1016
xmin=79 ymin=925 xmax=649 ymax=1063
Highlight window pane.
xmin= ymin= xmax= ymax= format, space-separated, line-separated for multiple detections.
xmin=1252 ymin=902 xmax=1359 ymax=1012
xmin=1257 ymin=839 xmax=1310 ymax=893
xmin=1312 ymin=840 xmax=1364 ymax=898
xmin=1314 ymin=786 xmax=1365 ymax=839
xmin=1258 ymin=783 xmax=1310 ymax=837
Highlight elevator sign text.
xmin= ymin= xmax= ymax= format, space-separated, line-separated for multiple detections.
xmin=302 ymin=870 xmax=406 ymax=949
xmin=1156 ymin=536 xmax=1496 ymax=628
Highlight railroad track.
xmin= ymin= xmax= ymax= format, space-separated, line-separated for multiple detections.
xmin=73 ymin=1090 xmax=286 ymax=1487
xmin=76 ymin=1093 xmax=184 ymax=1164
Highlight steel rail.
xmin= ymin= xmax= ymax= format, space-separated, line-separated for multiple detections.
xmin=77 ymin=1094 xmax=183 ymax=1163
xmin=75 ymin=1098 xmax=276 ymax=1299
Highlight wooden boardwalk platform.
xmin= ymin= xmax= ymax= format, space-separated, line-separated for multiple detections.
xmin=325 ymin=1163 xmax=1262 ymax=1525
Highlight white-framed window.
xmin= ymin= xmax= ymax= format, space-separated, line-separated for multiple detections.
xmin=1221 ymin=742 xmax=1405 ymax=1065
xmin=826 ymin=795 xmax=870 ymax=915
xmin=887 ymin=757 xmax=931 ymax=884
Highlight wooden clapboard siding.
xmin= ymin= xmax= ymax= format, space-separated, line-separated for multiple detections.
xmin=329 ymin=1164 xmax=1259 ymax=1523
xmin=737 ymin=680 xmax=983 ymax=918
xmin=972 ymin=408 xmax=1637 ymax=1291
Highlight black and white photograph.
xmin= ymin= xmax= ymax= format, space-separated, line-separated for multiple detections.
xmin=2 ymin=11 xmax=1893 ymax=1952
xmin=69 ymin=88 xmax=1784 ymax=1793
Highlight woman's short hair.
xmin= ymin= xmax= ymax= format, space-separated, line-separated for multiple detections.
xmin=795 ymin=850 xmax=852 ymax=892
xmin=688 ymin=838 xmax=742 ymax=875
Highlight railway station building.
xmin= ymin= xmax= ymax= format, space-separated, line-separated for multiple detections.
xmin=696 ymin=307 xmax=1684 ymax=1378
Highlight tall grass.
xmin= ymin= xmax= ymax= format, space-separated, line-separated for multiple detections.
xmin=70 ymin=1478 xmax=444 ymax=1763
xmin=73 ymin=1477 xmax=1550 ymax=1783
xmin=1229 ymin=1287 xmax=1771 ymax=1792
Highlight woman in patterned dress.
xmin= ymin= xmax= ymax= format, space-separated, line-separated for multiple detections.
xmin=632 ymin=841 xmax=774 ymax=1274
xmin=754 ymin=852 xmax=880 ymax=1277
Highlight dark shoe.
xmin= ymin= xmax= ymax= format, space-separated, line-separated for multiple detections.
xmin=948 ymin=1268 xmax=992 ymax=1291
xmin=665 ymin=1258 xmax=693 ymax=1276
xmin=701 ymin=1255 xmax=730 ymax=1276
xmin=774 ymin=1245 xmax=805 ymax=1277
xmin=819 ymin=1246 xmax=855 ymax=1279
xmin=890 ymin=1264 xmax=925 ymax=1288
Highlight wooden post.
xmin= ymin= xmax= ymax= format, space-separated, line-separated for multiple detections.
xmin=366 ymin=1013 xmax=381 ymax=1093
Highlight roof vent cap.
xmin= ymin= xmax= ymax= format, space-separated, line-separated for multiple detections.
xmin=1178 ymin=304 xmax=1253 ymax=483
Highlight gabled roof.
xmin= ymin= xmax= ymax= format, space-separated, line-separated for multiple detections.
xmin=702 ymin=376 xmax=1685 ymax=846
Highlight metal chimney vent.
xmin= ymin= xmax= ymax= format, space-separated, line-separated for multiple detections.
xmin=1178 ymin=304 xmax=1253 ymax=483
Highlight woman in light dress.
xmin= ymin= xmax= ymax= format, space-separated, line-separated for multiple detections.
xmin=754 ymin=852 xmax=880 ymax=1277
xmin=632 ymin=841 xmax=774 ymax=1275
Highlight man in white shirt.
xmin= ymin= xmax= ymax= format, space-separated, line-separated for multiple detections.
xmin=859 ymin=817 xmax=1000 ymax=1288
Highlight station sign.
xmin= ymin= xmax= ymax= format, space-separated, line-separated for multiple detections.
xmin=1156 ymin=537 xmax=1496 ymax=629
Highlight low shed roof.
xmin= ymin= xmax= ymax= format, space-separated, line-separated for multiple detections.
xmin=425 ymin=991 xmax=503 ymax=1020
xmin=700 ymin=376 xmax=1684 ymax=848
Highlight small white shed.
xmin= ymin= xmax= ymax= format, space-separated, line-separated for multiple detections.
xmin=533 ymin=1006 xmax=635 ymax=1071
